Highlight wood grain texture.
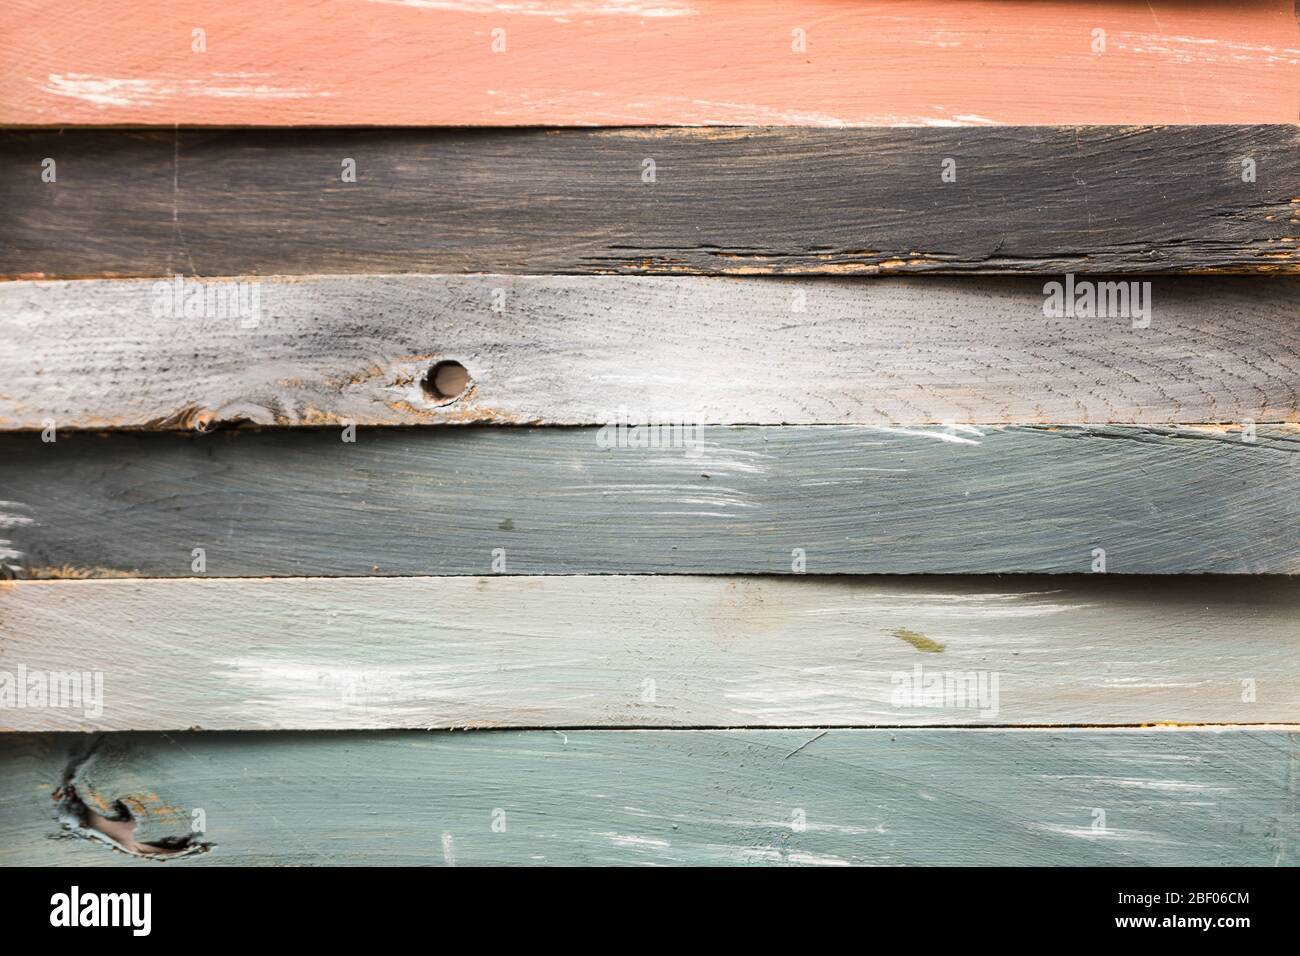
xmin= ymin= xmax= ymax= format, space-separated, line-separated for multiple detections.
xmin=1 ymin=730 xmax=1294 ymax=866
xmin=4 ymin=1 xmax=1298 ymax=126
xmin=3 ymin=425 xmax=1297 ymax=578
xmin=5 ymin=274 xmax=1298 ymax=430
xmin=3 ymin=127 xmax=1297 ymax=278
xmin=1 ymin=576 xmax=1296 ymax=731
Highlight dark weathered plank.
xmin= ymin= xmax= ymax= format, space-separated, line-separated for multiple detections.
xmin=1 ymin=575 xmax=1295 ymax=730
xmin=4 ymin=274 xmax=1298 ymax=430
xmin=2 ymin=425 xmax=1296 ymax=577
xmin=2 ymin=127 xmax=1296 ymax=277
xmin=1 ymin=730 xmax=1293 ymax=866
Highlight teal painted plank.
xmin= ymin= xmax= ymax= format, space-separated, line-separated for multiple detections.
xmin=1 ymin=575 xmax=1296 ymax=730
xmin=2 ymin=425 xmax=1297 ymax=576
xmin=1 ymin=730 xmax=1294 ymax=866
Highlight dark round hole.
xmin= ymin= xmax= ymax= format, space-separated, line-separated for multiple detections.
xmin=421 ymin=360 xmax=471 ymax=402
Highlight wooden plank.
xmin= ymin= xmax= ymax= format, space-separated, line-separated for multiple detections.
xmin=2 ymin=425 xmax=1297 ymax=577
xmin=4 ymin=274 xmax=1298 ymax=430
xmin=3 ymin=127 xmax=1296 ymax=278
xmin=3 ymin=1 xmax=1297 ymax=127
xmin=0 ymin=729 xmax=1293 ymax=866
xmin=1 ymin=575 xmax=1295 ymax=731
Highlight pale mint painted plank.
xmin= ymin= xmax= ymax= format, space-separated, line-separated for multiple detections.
xmin=2 ymin=275 xmax=1297 ymax=429
xmin=2 ymin=425 xmax=1297 ymax=577
xmin=1 ymin=576 xmax=1295 ymax=730
xmin=1 ymin=730 xmax=1293 ymax=866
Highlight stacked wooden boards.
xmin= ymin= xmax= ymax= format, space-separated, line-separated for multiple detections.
xmin=0 ymin=1 xmax=1297 ymax=867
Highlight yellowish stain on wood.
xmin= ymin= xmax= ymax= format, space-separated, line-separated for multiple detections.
xmin=890 ymin=627 xmax=945 ymax=653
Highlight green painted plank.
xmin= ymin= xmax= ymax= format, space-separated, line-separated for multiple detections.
xmin=2 ymin=425 xmax=1297 ymax=577
xmin=1 ymin=730 xmax=1293 ymax=866
xmin=1 ymin=575 xmax=1295 ymax=730
xmin=3 ymin=275 xmax=1298 ymax=430
xmin=2 ymin=126 xmax=1297 ymax=276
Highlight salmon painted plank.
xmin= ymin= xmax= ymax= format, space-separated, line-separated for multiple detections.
xmin=1 ymin=575 xmax=1295 ymax=731
xmin=3 ymin=127 xmax=1297 ymax=278
xmin=4 ymin=275 xmax=1298 ymax=431
xmin=2 ymin=425 xmax=1297 ymax=578
xmin=1 ymin=730 xmax=1294 ymax=866
xmin=3 ymin=0 xmax=1298 ymax=126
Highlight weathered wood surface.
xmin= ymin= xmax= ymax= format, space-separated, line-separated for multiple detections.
xmin=4 ymin=275 xmax=1298 ymax=430
xmin=1 ymin=576 xmax=1295 ymax=731
xmin=3 ymin=127 xmax=1297 ymax=277
xmin=0 ymin=730 xmax=1293 ymax=866
xmin=2 ymin=425 xmax=1297 ymax=577
xmin=4 ymin=1 xmax=1298 ymax=126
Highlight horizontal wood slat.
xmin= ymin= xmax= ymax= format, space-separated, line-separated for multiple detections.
xmin=2 ymin=425 xmax=1297 ymax=577
xmin=1 ymin=730 xmax=1293 ymax=866
xmin=4 ymin=275 xmax=1298 ymax=430
xmin=4 ymin=1 xmax=1297 ymax=126
xmin=1 ymin=575 xmax=1295 ymax=731
xmin=3 ymin=127 xmax=1297 ymax=277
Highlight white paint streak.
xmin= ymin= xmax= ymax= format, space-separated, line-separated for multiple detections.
xmin=0 ymin=502 xmax=31 ymax=572
xmin=368 ymin=0 xmax=695 ymax=15
xmin=1044 ymin=775 xmax=1229 ymax=793
xmin=871 ymin=425 xmax=984 ymax=446
xmin=43 ymin=74 xmax=328 ymax=108
xmin=672 ymin=98 xmax=1006 ymax=128
xmin=595 ymin=831 xmax=672 ymax=849
xmin=216 ymin=656 xmax=591 ymax=727
xmin=1120 ymin=33 xmax=1300 ymax=61
xmin=1028 ymin=823 xmax=1151 ymax=841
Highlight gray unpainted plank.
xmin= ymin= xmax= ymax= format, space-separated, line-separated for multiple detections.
xmin=0 ymin=575 xmax=1295 ymax=731
xmin=0 ymin=729 xmax=1293 ymax=866
xmin=2 ymin=425 xmax=1297 ymax=577
xmin=3 ymin=274 xmax=1297 ymax=430
xmin=1 ymin=126 xmax=1296 ymax=277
